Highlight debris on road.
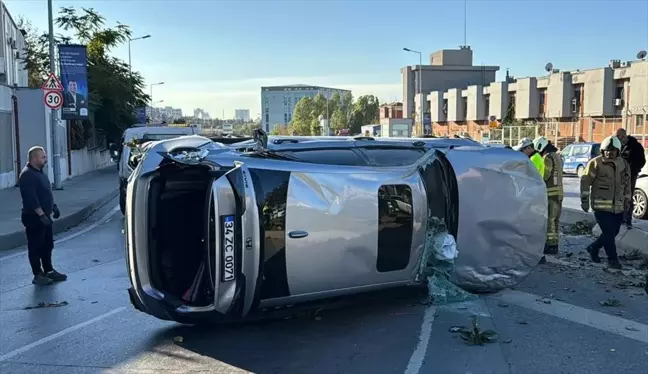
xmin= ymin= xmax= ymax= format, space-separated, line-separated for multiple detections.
xmin=599 ymin=298 xmax=622 ymax=307
xmin=562 ymin=220 xmax=594 ymax=236
xmin=536 ymin=297 xmax=552 ymax=304
xmin=459 ymin=316 xmax=498 ymax=346
xmin=24 ymin=301 xmax=69 ymax=310
xmin=417 ymin=216 xmax=476 ymax=306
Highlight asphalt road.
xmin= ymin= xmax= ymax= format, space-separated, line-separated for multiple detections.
xmin=0 ymin=196 xmax=647 ymax=374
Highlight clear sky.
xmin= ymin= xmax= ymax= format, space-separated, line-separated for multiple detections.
xmin=6 ymin=0 xmax=648 ymax=119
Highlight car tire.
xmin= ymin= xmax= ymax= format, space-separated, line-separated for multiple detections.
xmin=119 ymin=190 xmax=126 ymax=215
xmin=576 ymin=165 xmax=585 ymax=178
xmin=632 ymin=188 xmax=648 ymax=219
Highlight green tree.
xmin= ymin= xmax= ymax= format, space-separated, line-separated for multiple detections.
xmin=17 ymin=18 xmax=49 ymax=88
xmin=290 ymin=96 xmax=317 ymax=135
xmin=21 ymin=7 xmax=149 ymax=146
xmin=348 ymin=95 xmax=380 ymax=134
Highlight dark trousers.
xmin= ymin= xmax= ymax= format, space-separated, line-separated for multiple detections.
xmin=623 ymin=174 xmax=638 ymax=223
xmin=591 ymin=211 xmax=623 ymax=262
xmin=22 ymin=213 xmax=54 ymax=276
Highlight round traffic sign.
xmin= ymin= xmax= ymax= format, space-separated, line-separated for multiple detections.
xmin=44 ymin=90 xmax=63 ymax=109
xmin=489 ymin=115 xmax=496 ymax=122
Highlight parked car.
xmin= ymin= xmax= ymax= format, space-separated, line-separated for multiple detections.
xmin=560 ymin=142 xmax=601 ymax=177
xmin=632 ymin=151 xmax=648 ymax=219
xmin=124 ymin=131 xmax=547 ymax=324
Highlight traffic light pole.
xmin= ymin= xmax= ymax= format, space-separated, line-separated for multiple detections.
xmin=48 ymin=0 xmax=62 ymax=189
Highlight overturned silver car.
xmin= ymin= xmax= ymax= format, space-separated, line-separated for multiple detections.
xmin=125 ymin=131 xmax=547 ymax=323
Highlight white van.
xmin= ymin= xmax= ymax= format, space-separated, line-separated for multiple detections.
xmin=112 ymin=125 xmax=199 ymax=214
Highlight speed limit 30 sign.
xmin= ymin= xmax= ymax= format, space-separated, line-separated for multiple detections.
xmin=44 ymin=90 xmax=63 ymax=110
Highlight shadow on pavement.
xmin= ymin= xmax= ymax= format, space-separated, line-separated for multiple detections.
xmin=150 ymin=288 xmax=425 ymax=374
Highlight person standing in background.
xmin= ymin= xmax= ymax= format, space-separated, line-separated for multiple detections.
xmin=615 ymin=128 xmax=646 ymax=229
xmin=18 ymin=146 xmax=68 ymax=285
xmin=514 ymin=137 xmax=545 ymax=176
xmin=533 ymin=137 xmax=564 ymax=257
xmin=580 ymin=136 xmax=631 ymax=270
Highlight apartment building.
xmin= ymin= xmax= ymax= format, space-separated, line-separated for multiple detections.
xmin=261 ymin=84 xmax=351 ymax=132
xmin=419 ymin=58 xmax=648 ymax=144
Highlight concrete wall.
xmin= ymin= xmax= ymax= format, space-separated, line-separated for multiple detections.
xmin=546 ymin=72 xmax=572 ymax=118
xmin=445 ymin=88 xmax=462 ymax=122
xmin=577 ymin=68 xmax=615 ymax=116
xmin=515 ymin=77 xmax=539 ymax=119
xmin=628 ymin=60 xmax=648 ymax=109
xmin=464 ymin=85 xmax=485 ymax=121
xmin=0 ymin=85 xmax=14 ymax=189
xmin=70 ymin=147 xmax=111 ymax=177
xmin=488 ymin=82 xmax=509 ymax=120
xmin=428 ymin=91 xmax=445 ymax=122
xmin=15 ymin=88 xmax=69 ymax=183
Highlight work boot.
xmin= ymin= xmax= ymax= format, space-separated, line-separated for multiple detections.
xmin=626 ymin=221 xmax=633 ymax=229
xmin=538 ymin=256 xmax=547 ymax=264
xmin=32 ymin=273 xmax=54 ymax=285
xmin=607 ymin=260 xmax=622 ymax=270
xmin=586 ymin=245 xmax=601 ymax=263
xmin=544 ymin=245 xmax=559 ymax=255
xmin=45 ymin=270 xmax=67 ymax=282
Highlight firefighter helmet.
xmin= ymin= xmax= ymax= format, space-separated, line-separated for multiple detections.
xmin=601 ymin=135 xmax=622 ymax=151
xmin=533 ymin=136 xmax=549 ymax=152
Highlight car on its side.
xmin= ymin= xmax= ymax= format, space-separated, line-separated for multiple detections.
xmin=561 ymin=142 xmax=601 ymax=177
xmin=124 ymin=131 xmax=547 ymax=324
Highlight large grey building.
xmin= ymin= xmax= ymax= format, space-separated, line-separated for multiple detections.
xmin=261 ymin=84 xmax=351 ymax=131
xmin=401 ymin=46 xmax=499 ymax=126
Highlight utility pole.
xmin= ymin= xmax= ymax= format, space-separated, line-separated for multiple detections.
xmin=48 ymin=0 xmax=62 ymax=189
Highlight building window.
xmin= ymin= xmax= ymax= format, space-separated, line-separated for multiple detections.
xmin=572 ymin=85 xmax=583 ymax=117
xmin=442 ymin=99 xmax=448 ymax=115
xmin=265 ymin=114 xmax=269 ymax=123
xmin=284 ymin=113 xmax=288 ymax=123
xmin=461 ymin=97 xmax=468 ymax=120
xmin=615 ymin=86 xmax=624 ymax=100
xmin=636 ymin=115 xmax=644 ymax=128
xmin=484 ymin=95 xmax=490 ymax=118
xmin=539 ymin=90 xmax=546 ymax=117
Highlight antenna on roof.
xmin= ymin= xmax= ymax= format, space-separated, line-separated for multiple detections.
xmin=463 ymin=0 xmax=467 ymax=47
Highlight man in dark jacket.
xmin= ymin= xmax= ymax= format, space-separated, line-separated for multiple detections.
xmin=18 ymin=146 xmax=68 ymax=285
xmin=616 ymin=128 xmax=646 ymax=228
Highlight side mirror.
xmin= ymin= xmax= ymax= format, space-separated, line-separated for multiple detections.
xmin=253 ymin=128 xmax=268 ymax=150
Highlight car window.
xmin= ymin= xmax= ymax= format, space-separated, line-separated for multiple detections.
xmin=561 ymin=145 xmax=572 ymax=156
xmin=571 ymin=145 xmax=590 ymax=156
xmin=591 ymin=144 xmax=600 ymax=156
xmin=361 ymin=148 xmax=426 ymax=166
xmin=283 ymin=149 xmax=367 ymax=166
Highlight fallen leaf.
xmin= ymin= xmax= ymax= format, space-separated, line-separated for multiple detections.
xmin=173 ymin=336 xmax=184 ymax=344
xmin=91 ymin=301 xmax=98 ymax=304
xmin=502 ymin=338 xmax=513 ymax=344
xmin=449 ymin=326 xmax=464 ymax=333
xmin=92 ymin=259 xmax=100 ymax=263
xmin=497 ymin=303 xmax=509 ymax=308
xmin=517 ymin=320 xmax=528 ymax=325
xmin=625 ymin=326 xmax=639 ymax=332
xmin=536 ymin=297 xmax=552 ymax=304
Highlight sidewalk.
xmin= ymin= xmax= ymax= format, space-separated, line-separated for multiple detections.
xmin=561 ymin=208 xmax=648 ymax=255
xmin=0 ymin=166 xmax=119 ymax=251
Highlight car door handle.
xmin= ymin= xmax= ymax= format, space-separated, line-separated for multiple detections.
xmin=288 ymin=231 xmax=309 ymax=239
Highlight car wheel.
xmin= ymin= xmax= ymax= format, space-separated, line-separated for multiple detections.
xmin=576 ymin=165 xmax=585 ymax=177
xmin=119 ymin=190 xmax=126 ymax=215
xmin=632 ymin=189 xmax=648 ymax=219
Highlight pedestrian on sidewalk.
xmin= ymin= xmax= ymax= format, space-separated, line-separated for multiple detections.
xmin=533 ymin=137 xmax=563 ymax=257
xmin=580 ymin=136 xmax=631 ymax=270
xmin=615 ymin=128 xmax=646 ymax=229
xmin=18 ymin=146 xmax=68 ymax=285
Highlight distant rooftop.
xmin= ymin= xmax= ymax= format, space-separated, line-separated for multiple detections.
xmin=262 ymin=84 xmax=351 ymax=92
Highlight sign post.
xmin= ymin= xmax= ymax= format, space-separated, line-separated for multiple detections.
xmin=41 ymin=69 xmax=64 ymax=188
xmin=47 ymin=0 xmax=62 ymax=189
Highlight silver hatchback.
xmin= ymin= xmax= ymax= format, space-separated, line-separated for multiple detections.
xmin=125 ymin=133 xmax=547 ymax=324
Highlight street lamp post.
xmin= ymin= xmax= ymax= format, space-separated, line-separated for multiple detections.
xmin=403 ymin=48 xmax=424 ymax=135
xmin=150 ymin=82 xmax=164 ymax=120
xmin=47 ymin=0 xmax=62 ymax=189
xmin=128 ymin=34 xmax=151 ymax=84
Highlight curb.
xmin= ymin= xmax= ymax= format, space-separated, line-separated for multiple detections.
xmin=562 ymin=208 xmax=648 ymax=255
xmin=0 ymin=188 xmax=119 ymax=252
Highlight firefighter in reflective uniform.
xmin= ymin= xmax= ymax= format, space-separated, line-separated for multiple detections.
xmin=515 ymin=137 xmax=545 ymax=176
xmin=533 ymin=136 xmax=563 ymax=255
xmin=580 ymin=135 xmax=631 ymax=270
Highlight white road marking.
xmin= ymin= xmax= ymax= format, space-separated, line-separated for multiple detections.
xmin=495 ymin=289 xmax=648 ymax=343
xmin=404 ymin=305 xmax=437 ymax=374
xmin=0 ymin=307 xmax=126 ymax=362
xmin=0 ymin=206 xmax=119 ymax=262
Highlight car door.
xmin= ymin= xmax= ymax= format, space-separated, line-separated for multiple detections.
xmin=210 ymin=162 xmax=261 ymax=317
xmin=560 ymin=145 xmax=573 ymax=163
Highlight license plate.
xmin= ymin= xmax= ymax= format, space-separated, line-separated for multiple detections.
xmin=222 ymin=215 xmax=236 ymax=282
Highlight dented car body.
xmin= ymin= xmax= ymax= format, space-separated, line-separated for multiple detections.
xmin=125 ymin=135 xmax=547 ymax=323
